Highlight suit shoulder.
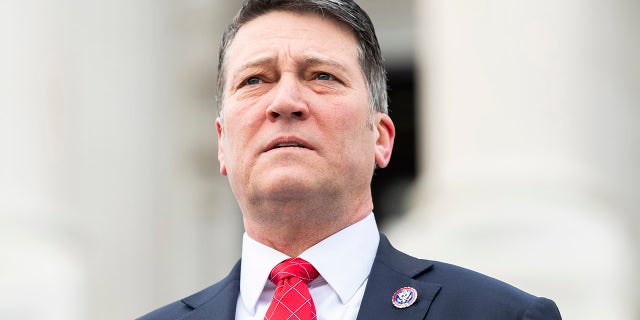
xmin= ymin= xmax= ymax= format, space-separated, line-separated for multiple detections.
xmin=425 ymin=261 xmax=561 ymax=318
xmin=427 ymin=260 xmax=535 ymax=300
xmin=136 ymin=300 xmax=193 ymax=320
xmin=136 ymin=261 xmax=241 ymax=320
xmin=136 ymin=279 xmax=231 ymax=320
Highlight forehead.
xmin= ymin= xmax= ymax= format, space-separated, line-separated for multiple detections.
xmin=224 ymin=10 xmax=359 ymax=71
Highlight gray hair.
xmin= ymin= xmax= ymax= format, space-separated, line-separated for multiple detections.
xmin=216 ymin=0 xmax=388 ymax=121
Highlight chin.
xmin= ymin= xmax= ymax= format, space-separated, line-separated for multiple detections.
xmin=255 ymin=173 xmax=324 ymax=201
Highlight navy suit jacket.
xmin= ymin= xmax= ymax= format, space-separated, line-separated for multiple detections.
xmin=138 ymin=234 xmax=561 ymax=319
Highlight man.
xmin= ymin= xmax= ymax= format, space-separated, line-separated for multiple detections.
xmin=139 ymin=0 xmax=562 ymax=319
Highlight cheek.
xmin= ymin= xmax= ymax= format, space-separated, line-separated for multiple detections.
xmin=221 ymin=122 xmax=250 ymax=164
xmin=222 ymin=110 xmax=267 ymax=159
xmin=319 ymin=94 xmax=369 ymax=123
xmin=322 ymin=108 xmax=374 ymax=155
xmin=224 ymin=104 xmax=262 ymax=143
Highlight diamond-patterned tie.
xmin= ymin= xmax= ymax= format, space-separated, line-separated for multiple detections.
xmin=264 ymin=258 xmax=320 ymax=320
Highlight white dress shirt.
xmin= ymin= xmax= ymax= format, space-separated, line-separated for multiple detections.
xmin=235 ymin=212 xmax=380 ymax=320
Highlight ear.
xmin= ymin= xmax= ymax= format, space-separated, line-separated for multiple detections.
xmin=374 ymin=113 xmax=395 ymax=168
xmin=216 ymin=117 xmax=228 ymax=176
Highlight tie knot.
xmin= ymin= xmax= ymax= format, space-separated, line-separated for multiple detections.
xmin=269 ymin=258 xmax=319 ymax=285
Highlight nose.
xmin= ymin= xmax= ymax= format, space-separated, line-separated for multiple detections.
xmin=266 ymin=76 xmax=310 ymax=121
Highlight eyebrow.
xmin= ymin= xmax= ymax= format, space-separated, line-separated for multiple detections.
xmin=301 ymin=56 xmax=348 ymax=73
xmin=230 ymin=56 xmax=277 ymax=82
xmin=235 ymin=56 xmax=277 ymax=74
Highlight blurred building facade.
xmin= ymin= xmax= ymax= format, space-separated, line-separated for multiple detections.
xmin=1 ymin=0 xmax=638 ymax=319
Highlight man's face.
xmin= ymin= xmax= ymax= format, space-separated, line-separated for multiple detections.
xmin=217 ymin=10 xmax=394 ymax=209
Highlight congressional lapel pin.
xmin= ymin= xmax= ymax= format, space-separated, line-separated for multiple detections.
xmin=391 ymin=287 xmax=418 ymax=309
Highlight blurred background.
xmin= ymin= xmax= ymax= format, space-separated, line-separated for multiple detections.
xmin=1 ymin=0 xmax=638 ymax=319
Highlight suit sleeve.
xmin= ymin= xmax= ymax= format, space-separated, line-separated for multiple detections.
xmin=521 ymin=297 xmax=562 ymax=320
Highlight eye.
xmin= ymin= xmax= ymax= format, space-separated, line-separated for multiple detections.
xmin=315 ymin=72 xmax=334 ymax=81
xmin=245 ymin=76 xmax=262 ymax=85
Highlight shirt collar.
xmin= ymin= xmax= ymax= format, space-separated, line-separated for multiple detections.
xmin=239 ymin=212 xmax=380 ymax=313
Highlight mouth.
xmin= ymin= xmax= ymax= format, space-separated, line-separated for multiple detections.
xmin=265 ymin=137 xmax=313 ymax=152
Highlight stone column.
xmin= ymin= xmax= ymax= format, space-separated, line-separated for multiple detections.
xmin=0 ymin=1 xmax=85 ymax=319
xmin=60 ymin=1 xmax=243 ymax=318
xmin=388 ymin=1 xmax=639 ymax=319
xmin=60 ymin=1 xmax=170 ymax=318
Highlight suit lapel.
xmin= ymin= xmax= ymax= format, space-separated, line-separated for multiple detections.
xmin=356 ymin=235 xmax=441 ymax=320
xmin=180 ymin=261 xmax=241 ymax=320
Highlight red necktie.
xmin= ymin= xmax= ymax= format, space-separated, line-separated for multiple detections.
xmin=264 ymin=258 xmax=320 ymax=320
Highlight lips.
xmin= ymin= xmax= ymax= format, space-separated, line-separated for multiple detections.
xmin=264 ymin=136 xmax=313 ymax=152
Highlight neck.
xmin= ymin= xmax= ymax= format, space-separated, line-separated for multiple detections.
xmin=241 ymin=195 xmax=373 ymax=257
